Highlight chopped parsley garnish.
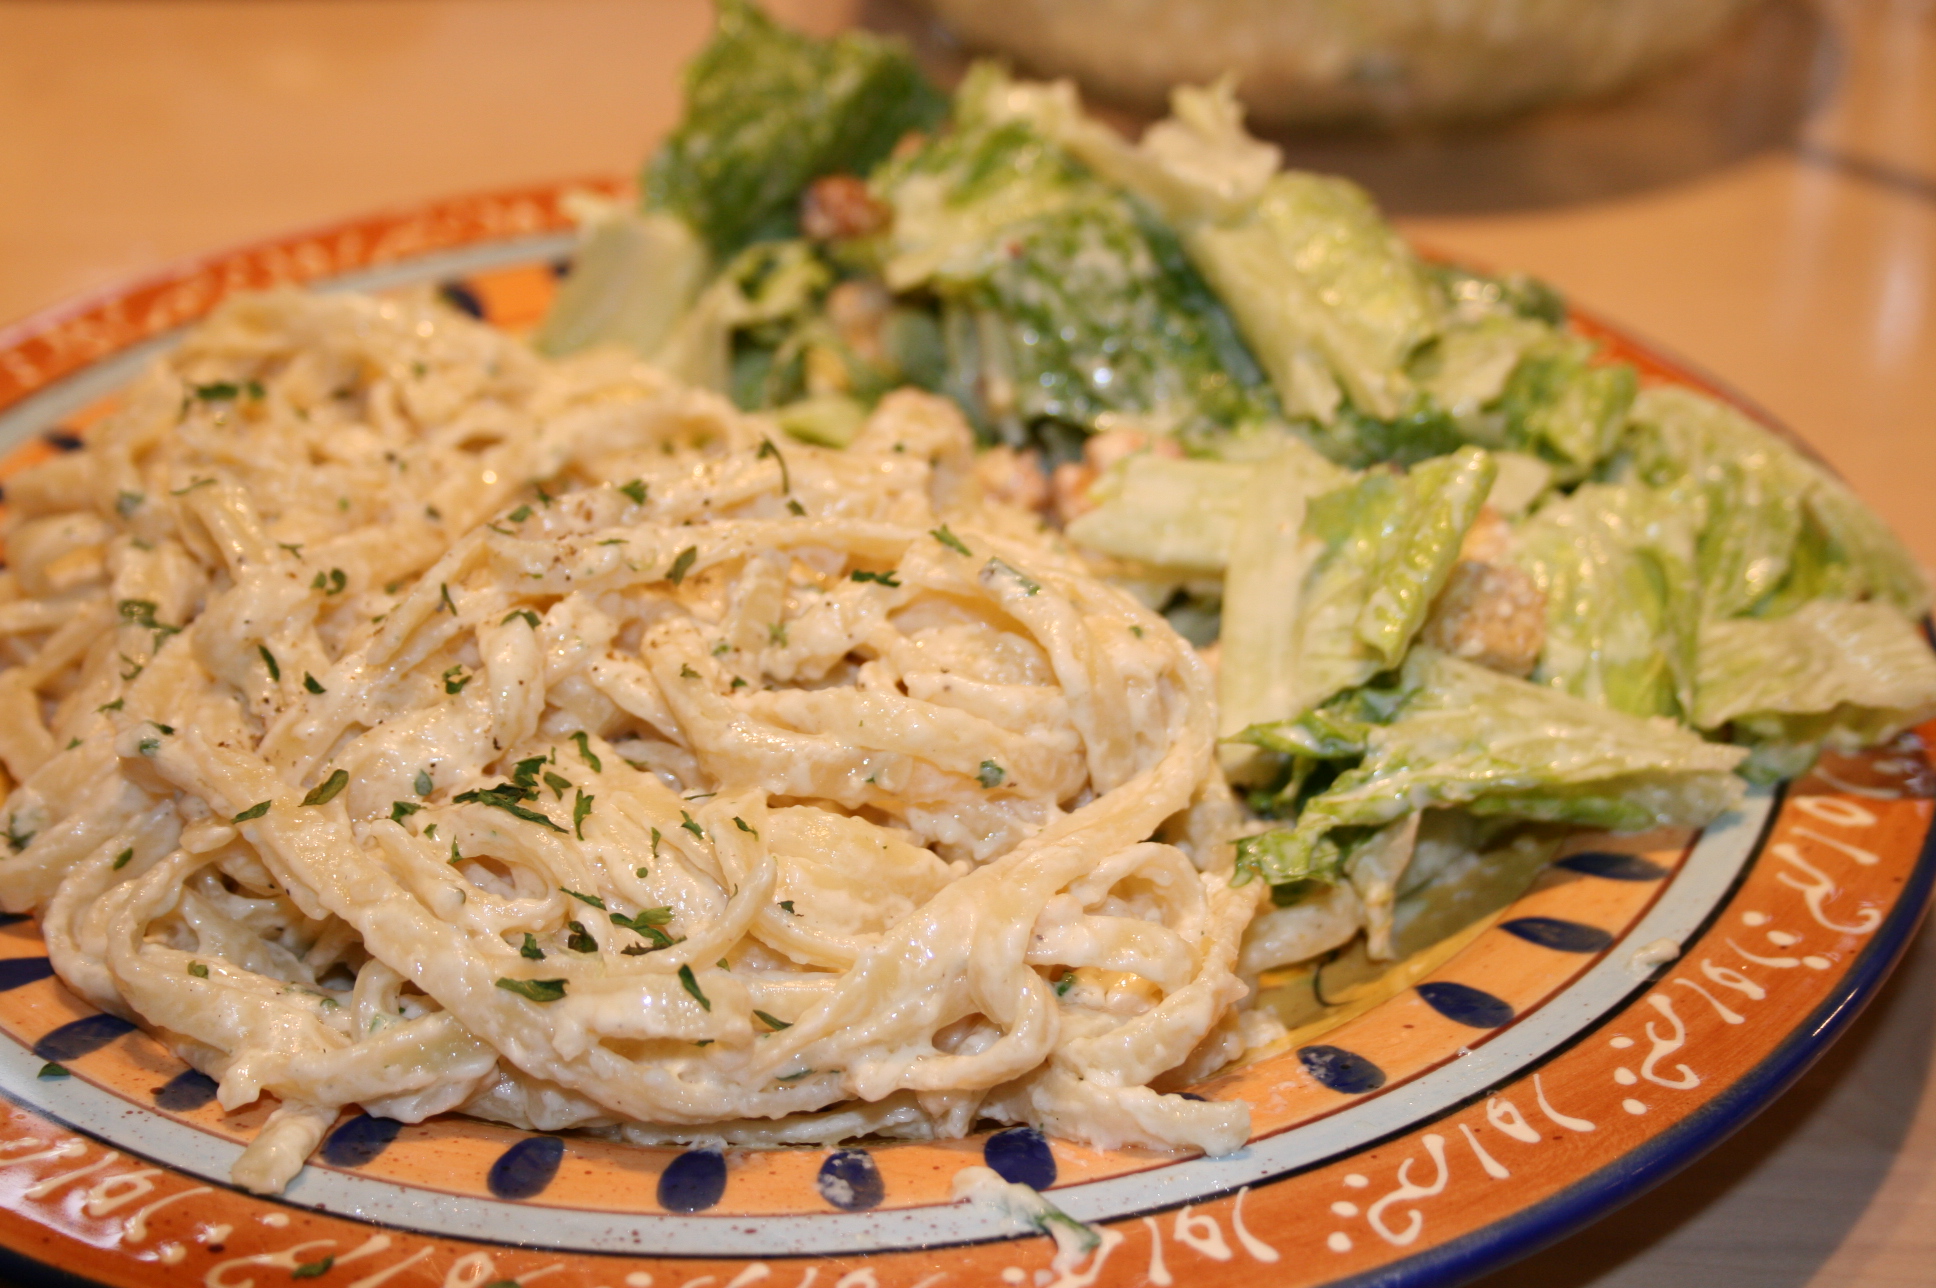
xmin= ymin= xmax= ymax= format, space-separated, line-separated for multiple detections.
xmin=507 ymin=504 xmax=533 ymax=523
xmin=786 ymin=498 xmax=807 ymax=517
xmin=566 ymin=920 xmax=598 ymax=953
xmin=680 ymin=811 xmax=704 ymax=839
xmin=985 ymin=557 xmax=1040 ymax=596
xmin=777 ymin=900 xmax=796 ymax=914
xmin=619 ymin=478 xmax=648 ymax=506
xmin=187 ymin=962 xmax=209 ymax=978
xmin=98 ymin=698 xmax=124 ymax=713
xmin=257 ymin=645 xmax=280 ymax=681
xmin=301 ymin=769 xmax=350 ymax=807
xmin=570 ymin=732 xmax=602 ymax=773
xmin=562 ymin=888 xmax=606 ymax=910
xmin=37 ymin=1063 xmax=69 ymax=1080
xmin=117 ymin=599 xmax=179 ymax=638
xmin=439 ymin=582 xmax=457 ymax=614
xmin=415 ymin=768 xmax=434 ymax=795
xmin=754 ymin=1010 xmax=792 ymax=1031
xmin=776 ymin=1068 xmax=814 ymax=1082
xmin=502 ymin=609 xmax=540 ymax=629
xmin=311 ymin=568 xmax=347 ymax=595
xmin=850 ymin=570 xmax=901 ymax=587
xmin=767 ymin=622 xmax=788 ymax=647
xmin=678 ymin=963 xmax=711 ymax=1011
xmin=496 ymin=977 xmax=567 ymax=1003
xmin=232 ymin=801 xmax=271 ymax=823
xmin=733 ymin=816 xmax=757 ymax=837
xmin=115 ymin=490 xmax=144 ymax=518
xmin=931 ymin=525 xmax=971 ymax=556
xmin=520 ymin=934 xmax=545 ymax=960
xmin=453 ymin=784 xmax=566 ymax=832
xmin=977 ymin=760 xmax=1005 ymax=789
xmin=290 ymin=1257 xmax=333 ymax=1281
xmin=170 ymin=477 xmax=217 ymax=496
xmin=303 ymin=673 xmax=326 ymax=695
xmin=4 ymin=818 xmax=36 ymax=853
xmin=390 ymin=801 xmax=421 ymax=823
xmin=1054 ymin=971 xmax=1075 ymax=997
xmin=680 ymin=663 xmax=701 ymax=679
xmin=443 ymin=665 xmax=470 ymax=695
xmin=573 ymin=788 xmax=594 ymax=839
xmin=757 ymin=437 xmax=791 ymax=493
xmin=666 ymin=545 xmax=699 ymax=586
xmin=112 ymin=848 xmax=134 ymax=870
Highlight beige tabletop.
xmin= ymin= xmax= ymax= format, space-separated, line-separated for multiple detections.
xmin=3 ymin=1 xmax=1934 ymax=1283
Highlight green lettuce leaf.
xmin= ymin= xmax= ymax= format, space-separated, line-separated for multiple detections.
xmin=1616 ymin=386 xmax=1929 ymax=618
xmin=1186 ymin=172 xmax=1440 ymax=424
xmin=874 ymin=68 xmax=1275 ymax=442
xmin=1510 ymin=482 xmax=1699 ymax=718
xmin=1496 ymin=334 xmax=1637 ymax=481
xmin=644 ymin=0 xmax=945 ymax=259
xmin=1695 ymin=599 xmax=1936 ymax=779
xmin=535 ymin=208 xmax=710 ymax=359
xmin=1066 ymin=439 xmax=1346 ymax=573
xmin=1234 ymin=648 xmax=1746 ymax=886
xmin=1218 ymin=446 xmax=1493 ymax=751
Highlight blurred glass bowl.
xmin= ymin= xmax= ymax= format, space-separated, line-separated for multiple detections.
xmin=909 ymin=0 xmax=1762 ymax=128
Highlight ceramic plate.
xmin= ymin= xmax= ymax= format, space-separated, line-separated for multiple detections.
xmin=0 ymin=183 xmax=1931 ymax=1288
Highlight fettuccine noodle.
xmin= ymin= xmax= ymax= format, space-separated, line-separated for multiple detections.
xmin=0 ymin=290 xmax=1256 ymax=1192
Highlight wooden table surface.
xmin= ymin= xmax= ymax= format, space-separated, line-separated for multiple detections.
xmin=3 ymin=1 xmax=1933 ymax=1283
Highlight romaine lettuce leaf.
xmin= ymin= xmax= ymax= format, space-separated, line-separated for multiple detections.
xmin=534 ymin=208 xmax=710 ymax=359
xmin=1412 ymin=315 xmax=1554 ymax=426
xmin=644 ymin=0 xmax=945 ymax=259
xmin=1496 ymin=334 xmax=1637 ymax=481
xmin=1510 ymin=482 xmax=1699 ymax=718
xmin=1616 ymin=386 xmax=1930 ymax=618
xmin=1186 ymin=172 xmax=1440 ymax=423
xmin=1218 ymin=446 xmax=1493 ymax=748
xmin=1695 ymin=599 xmax=1936 ymax=779
xmin=1427 ymin=263 xmax=1567 ymax=328
xmin=873 ymin=67 xmax=1276 ymax=442
xmin=1299 ymin=445 xmax=1496 ymax=689
xmin=1233 ymin=648 xmax=1746 ymax=886
xmin=1066 ymin=440 xmax=1346 ymax=573
xmin=983 ymin=73 xmax=1439 ymax=428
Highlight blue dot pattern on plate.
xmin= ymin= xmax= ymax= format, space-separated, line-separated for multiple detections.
xmin=438 ymin=281 xmax=486 ymax=319
xmin=0 ymin=956 xmax=55 ymax=992
xmin=323 ymin=1114 xmax=404 ymax=1168
xmin=816 ymin=1149 xmax=884 ymax=1210
xmin=1557 ymin=851 xmax=1668 ymax=882
xmin=487 ymin=1136 xmax=565 ymax=1200
xmin=33 ymin=1014 xmax=137 ymax=1061
xmin=1297 ymin=1044 xmax=1388 ymax=1095
xmin=1417 ymin=981 xmax=1516 ymax=1028
xmin=658 ymin=1148 xmax=728 ymax=1212
xmin=1502 ymin=916 xmax=1615 ymax=954
xmin=153 ymin=1069 xmax=219 ymax=1112
xmin=983 ymin=1126 xmax=1057 ymax=1189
